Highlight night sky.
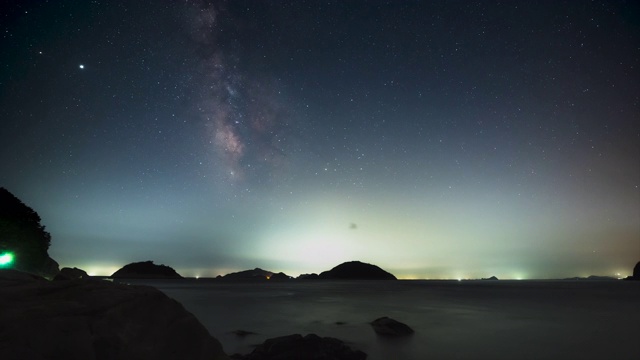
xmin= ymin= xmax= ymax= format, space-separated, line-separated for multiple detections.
xmin=1 ymin=1 xmax=638 ymax=279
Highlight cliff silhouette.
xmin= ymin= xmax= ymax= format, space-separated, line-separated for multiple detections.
xmin=0 ymin=187 xmax=59 ymax=278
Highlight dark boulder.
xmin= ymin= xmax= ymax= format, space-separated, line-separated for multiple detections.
xmin=319 ymin=261 xmax=397 ymax=280
xmin=111 ymin=260 xmax=183 ymax=279
xmin=39 ymin=256 xmax=61 ymax=279
xmin=370 ymin=317 xmax=414 ymax=337
xmin=0 ymin=269 xmax=228 ymax=360
xmin=54 ymin=267 xmax=89 ymax=281
xmin=232 ymin=333 xmax=366 ymax=360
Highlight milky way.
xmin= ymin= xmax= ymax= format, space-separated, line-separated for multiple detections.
xmin=189 ymin=1 xmax=291 ymax=184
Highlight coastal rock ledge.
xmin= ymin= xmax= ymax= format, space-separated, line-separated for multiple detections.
xmin=0 ymin=269 xmax=228 ymax=360
xmin=231 ymin=333 xmax=366 ymax=360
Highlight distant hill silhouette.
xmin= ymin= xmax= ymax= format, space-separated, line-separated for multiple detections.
xmin=111 ymin=261 xmax=182 ymax=279
xmin=563 ymin=275 xmax=617 ymax=281
xmin=298 ymin=273 xmax=319 ymax=280
xmin=481 ymin=276 xmax=499 ymax=280
xmin=319 ymin=261 xmax=397 ymax=280
xmin=219 ymin=268 xmax=292 ymax=281
xmin=0 ymin=187 xmax=59 ymax=278
xmin=269 ymin=272 xmax=292 ymax=281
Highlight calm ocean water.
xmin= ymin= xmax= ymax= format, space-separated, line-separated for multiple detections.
xmin=126 ymin=280 xmax=639 ymax=360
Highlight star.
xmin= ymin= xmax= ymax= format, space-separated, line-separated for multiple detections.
xmin=79 ymin=64 xmax=85 ymax=69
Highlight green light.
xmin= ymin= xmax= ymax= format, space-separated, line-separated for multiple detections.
xmin=0 ymin=252 xmax=14 ymax=267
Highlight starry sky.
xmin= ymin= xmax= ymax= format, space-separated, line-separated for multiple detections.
xmin=1 ymin=0 xmax=638 ymax=279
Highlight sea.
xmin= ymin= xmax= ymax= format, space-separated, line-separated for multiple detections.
xmin=123 ymin=279 xmax=639 ymax=360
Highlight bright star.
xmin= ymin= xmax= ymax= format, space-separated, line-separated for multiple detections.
xmin=79 ymin=64 xmax=85 ymax=69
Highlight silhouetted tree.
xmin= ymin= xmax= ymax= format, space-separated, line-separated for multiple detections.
xmin=0 ymin=187 xmax=52 ymax=272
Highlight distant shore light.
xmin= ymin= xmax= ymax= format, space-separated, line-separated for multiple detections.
xmin=0 ymin=252 xmax=15 ymax=266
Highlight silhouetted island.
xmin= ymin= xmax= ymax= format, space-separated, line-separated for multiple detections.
xmin=481 ymin=276 xmax=499 ymax=280
xmin=564 ymin=275 xmax=617 ymax=281
xmin=220 ymin=268 xmax=275 ymax=281
xmin=111 ymin=260 xmax=183 ymax=279
xmin=318 ymin=261 xmax=397 ymax=280
xmin=218 ymin=268 xmax=293 ymax=281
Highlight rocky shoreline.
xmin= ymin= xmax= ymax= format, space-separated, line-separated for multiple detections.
xmin=1 ymin=269 xmax=416 ymax=360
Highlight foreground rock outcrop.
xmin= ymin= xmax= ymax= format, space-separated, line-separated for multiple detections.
xmin=319 ymin=261 xmax=397 ymax=280
xmin=111 ymin=260 xmax=183 ymax=279
xmin=370 ymin=317 xmax=414 ymax=337
xmin=0 ymin=269 xmax=227 ymax=360
xmin=231 ymin=333 xmax=366 ymax=360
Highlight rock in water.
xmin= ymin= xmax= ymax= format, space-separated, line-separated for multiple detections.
xmin=370 ymin=317 xmax=414 ymax=337
xmin=0 ymin=269 xmax=228 ymax=360
xmin=232 ymin=334 xmax=366 ymax=360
